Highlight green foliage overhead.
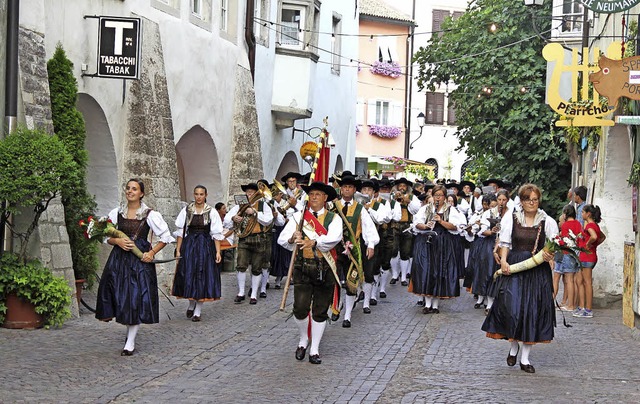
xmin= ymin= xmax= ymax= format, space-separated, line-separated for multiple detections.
xmin=413 ymin=0 xmax=571 ymax=215
xmin=47 ymin=43 xmax=99 ymax=284
xmin=0 ymin=253 xmax=72 ymax=328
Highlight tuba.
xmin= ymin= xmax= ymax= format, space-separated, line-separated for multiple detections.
xmin=236 ymin=182 xmax=273 ymax=239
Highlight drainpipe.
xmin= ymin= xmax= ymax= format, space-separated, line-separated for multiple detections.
xmin=1 ymin=0 xmax=19 ymax=255
xmin=404 ymin=0 xmax=416 ymax=159
xmin=245 ymin=0 xmax=256 ymax=82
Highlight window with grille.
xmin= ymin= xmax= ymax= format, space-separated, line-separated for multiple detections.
xmin=332 ymin=14 xmax=342 ymax=74
xmin=280 ymin=5 xmax=305 ymax=48
xmin=560 ymin=0 xmax=583 ymax=34
xmin=426 ymin=158 xmax=439 ymax=178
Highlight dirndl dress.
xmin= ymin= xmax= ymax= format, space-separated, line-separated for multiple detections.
xmin=172 ymin=214 xmax=221 ymax=301
xmin=469 ymin=234 xmax=498 ymax=296
xmin=410 ymin=222 xmax=461 ymax=298
xmin=96 ymin=214 xmax=159 ymax=325
xmin=481 ymin=216 xmax=555 ymax=343
xmin=270 ymin=224 xmax=291 ymax=278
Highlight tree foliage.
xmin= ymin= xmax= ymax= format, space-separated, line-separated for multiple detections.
xmin=0 ymin=126 xmax=78 ymax=260
xmin=47 ymin=44 xmax=99 ymax=283
xmin=414 ymin=0 xmax=571 ymax=215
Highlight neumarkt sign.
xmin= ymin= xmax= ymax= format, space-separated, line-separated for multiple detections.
xmin=579 ymin=0 xmax=640 ymax=13
xmin=97 ymin=16 xmax=141 ymax=79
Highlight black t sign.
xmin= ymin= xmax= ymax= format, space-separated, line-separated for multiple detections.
xmin=97 ymin=17 xmax=141 ymax=79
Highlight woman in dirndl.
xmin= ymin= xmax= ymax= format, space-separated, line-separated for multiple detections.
xmin=481 ymin=184 xmax=558 ymax=373
xmin=172 ymin=185 xmax=224 ymax=322
xmin=96 ymin=179 xmax=175 ymax=356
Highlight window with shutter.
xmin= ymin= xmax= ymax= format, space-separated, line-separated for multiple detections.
xmin=447 ymin=100 xmax=456 ymax=125
xmin=356 ymin=99 xmax=365 ymax=125
xmin=426 ymin=92 xmax=444 ymax=125
xmin=432 ymin=9 xmax=447 ymax=37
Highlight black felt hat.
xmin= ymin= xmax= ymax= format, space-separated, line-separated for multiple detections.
xmin=460 ymin=180 xmax=476 ymax=191
xmin=360 ymin=179 xmax=378 ymax=193
xmin=241 ymin=183 xmax=259 ymax=192
xmin=302 ymin=181 xmax=338 ymax=201
xmin=482 ymin=178 xmax=505 ymax=188
xmin=281 ymin=172 xmax=302 ymax=182
xmin=336 ymin=170 xmax=361 ymax=187
xmin=379 ymin=178 xmax=393 ymax=189
xmin=394 ymin=177 xmax=413 ymax=187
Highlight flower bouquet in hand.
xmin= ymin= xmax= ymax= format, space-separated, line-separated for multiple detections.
xmin=80 ymin=216 xmax=145 ymax=260
xmin=493 ymin=230 xmax=589 ymax=279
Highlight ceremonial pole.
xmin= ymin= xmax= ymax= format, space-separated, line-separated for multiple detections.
xmin=279 ymin=117 xmax=329 ymax=311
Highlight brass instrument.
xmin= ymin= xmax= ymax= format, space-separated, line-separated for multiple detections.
xmin=424 ymin=200 xmax=440 ymax=243
xmin=273 ymin=178 xmax=302 ymax=214
xmin=235 ymin=182 xmax=273 ymax=239
xmin=392 ymin=189 xmax=411 ymax=204
xmin=353 ymin=191 xmax=371 ymax=206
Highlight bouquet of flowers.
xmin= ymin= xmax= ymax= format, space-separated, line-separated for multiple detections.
xmin=79 ymin=216 xmax=145 ymax=260
xmin=493 ymin=230 xmax=589 ymax=279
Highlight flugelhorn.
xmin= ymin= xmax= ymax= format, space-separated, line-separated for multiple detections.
xmin=425 ymin=200 xmax=439 ymax=243
xmin=273 ymin=178 xmax=302 ymax=214
xmin=235 ymin=182 xmax=272 ymax=238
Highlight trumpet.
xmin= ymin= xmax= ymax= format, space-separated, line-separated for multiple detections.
xmin=392 ymin=189 xmax=411 ymax=204
xmin=353 ymin=191 xmax=372 ymax=206
xmin=273 ymin=178 xmax=302 ymax=214
xmin=235 ymin=182 xmax=272 ymax=238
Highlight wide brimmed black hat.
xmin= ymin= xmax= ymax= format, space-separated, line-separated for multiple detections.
xmin=394 ymin=177 xmax=413 ymax=187
xmin=460 ymin=180 xmax=476 ymax=191
xmin=378 ymin=178 xmax=393 ymax=189
xmin=445 ymin=182 xmax=462 ymax=192
xmin=370 ymin=178 xmax=380 ymax=192
xmin=482 ymin=178 xmax=505 ymax=188
xmin=281 ymin=172 xmax=302 ymax=182
xmin=336 ymin=170 xmax=360 ymax=187
xmin=241 ymin=183 xmax=259 ymax=192
xmin=302 ymin=181 xmax=338 ymax=201
xmin=257 ymin=179 xmax=270 ymax=187
xmin=360 ymin=179 xmax=378 ymax=192
xmin=501 ymin=179 xmax=514 ymax=190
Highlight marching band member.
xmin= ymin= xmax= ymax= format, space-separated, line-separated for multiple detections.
xmin=389 ymin=178 xmax=421 ymax=287
xmin=332 ymin=171 xmax=380 ymax=328
xmin=359 ymin=178 xmax=391 ymax=311
xmin=278 ymin=182 xmax=343 ymax=365
xmin=269 ymin=184 xmax=290 ymax=289
xmin=377 ymin=178 xmax=401 ymax=299
xmin=223 ymin=182 xmax=274 ymax=305
xmin=281 ymin=171 xmax=306 ymax=219
xmin=409 ymin=185 xmax=466 ymax=314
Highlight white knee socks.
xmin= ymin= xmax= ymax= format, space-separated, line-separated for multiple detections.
xmin=391 ymin=256 xmax=400 ymax=280
xmin=363 ymin=283 xmax=373 ymax=309
xmin=380 ymin=269 xmax=389 ymax=294
xmin=521 ymin=344 xmax=532 ymax=365
xmin=486 ymin=296 xmax=494 ymax=309
xmin=400 ymin=259 xmax=410 ymax=282
xmin=261 ymin=268 xmax=269 ymax=293
xmin=431 ymin=298 xmax=439 ymax=309
xmin=237 ymin=271 xmax=247 ymax=296
xmin=424 ymin=296 xmax=433 ymax=309
xmin=344 ymin=295 xmax=355 ymax=321
xmin=250 ymin=275 xmax=261 ymax=299
xmin=294 ymin=316 xmax=309 ymax=348
xmin=124 ymin=324 xmax=139 ymax=351
xmin=510 ymin=341 xmax=519 ymax=356
xmin=309 ymin=320 xmax=326 ymax=356
xmin=188 ymin=300 xmax=196 ymax=311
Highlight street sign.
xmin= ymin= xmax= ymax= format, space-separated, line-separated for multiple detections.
xmin=615 ymin=116 xmax=640 ymax=125
xmin=97 ymin=16 xmax=141 ymax=79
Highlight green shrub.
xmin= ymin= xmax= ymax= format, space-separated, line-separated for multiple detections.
xmin=0 ymin=253 xmax=72 ymax=328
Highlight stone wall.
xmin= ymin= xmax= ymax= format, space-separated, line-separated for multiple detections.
xmin=227 ymin=66 xmax=264 ymax=199
xmin=124 ymin=16 xmax=182 ymax=290
xmin=17 ymin=26 xmax=78 ymax=316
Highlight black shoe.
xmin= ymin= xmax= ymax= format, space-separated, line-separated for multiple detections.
xmin=380 ymin=291 xmax=387 ymax=298
xmin=259 ymin=292 xmax=267 ymax=298
xmin=507 ymin=345 xmax=519 ymax=367
xmin=295 ymin=346 xmax=306 ymax=361
xmin=390 ymin=278 xmax=398 ymax=285
xmin=249 ymin=298 xmax=257 ymax=305
xmin=274 ymin=284 xmax=281 ymax=290
xmin=342 ymin=319 xmax=351 ymax=328
xmin=234 ymin=295 xmax=243 ymax=303
xmin=191 ymin=315 xmax=201 ymax=322
xmin=401 ymin=280 xmax=408 ymax=286
xmin=363 ymin=307 xmax=371 ymax=314
xmin=308 ymin=354 xmax=322 ymax=364
xmin=474 ymin=303 xmax=483 ymax=309
xmin=520 ymin=363 xmax=535 ymax=373
xmin=266 ymin=282 xmax=270 ymax=290
xmin=431 ymin=308 xmax=440 ymax=314
xmin=331 ymin=313 xmax=340 ymax=322
xmin=121 ymin=349 xmax=134 ymax=356
xmin=356 ymin=291 xmax=365 ymax=303
xmin=422 ymin=307 xmax=432 ymax=314
xmin=186 ymin=309 xmax=194 ymax=318
xmin=417 ymin=300 xmax=425 ymax=306
xmin=369 ymin=298 xmax=377 ymax=306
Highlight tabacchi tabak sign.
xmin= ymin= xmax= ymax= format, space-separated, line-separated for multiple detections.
xmin=97 ymin=16 xmax=141 ymax=79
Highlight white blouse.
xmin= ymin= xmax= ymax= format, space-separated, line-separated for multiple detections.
xmin=498 ymin=208 xmax=559 ymax=249
xmin=173 ymin=206 xmax=224 ymax=241
xmin=107 ymin=203 xmax=175 ymax=244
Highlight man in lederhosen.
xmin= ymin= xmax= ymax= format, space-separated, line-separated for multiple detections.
xmin=377 ymin=178 xmax=401 ymax=299
xmin=359 ymin=178 xmax=390 ymax=311
xmin=224 ymin=182 xmax=274 ymax=304
xmin=332 ymin=171 xmax=380 ymax=328
xmin=278 ymin=182 xmax=342 ymax=365
xmin=390 ymin=178 xmax=421 ymax=287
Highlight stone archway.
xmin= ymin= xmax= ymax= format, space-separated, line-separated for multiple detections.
xmin=175 ymin=125 xmax=223 ymax=205
xmin=76 ymin=93 xmax=118 ymax=215
xmin=275 ymin=151 xmax=300 ymax=180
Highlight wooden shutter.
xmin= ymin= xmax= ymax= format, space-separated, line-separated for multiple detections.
xmin=391 ymin=102 xmax=403 ymax=127
xmin=356 ymin=98 xmax=365 ymax=125
xmin=367 ymin=100 xmax=377 ymax=125
xmin=426 ymin=92 xmax=444 ymax=125
xmin=432 ymin=10 xmax=447 ymax=37
xmin=447 ymin=98 xmax=456 ymax=125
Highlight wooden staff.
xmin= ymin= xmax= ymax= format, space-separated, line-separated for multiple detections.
xmin=279 ymin=118 xmax=328 ymax=311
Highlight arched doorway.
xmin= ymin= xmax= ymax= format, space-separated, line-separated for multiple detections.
xmin=425 ymin=158 xmax=439 ymax=178
xmin=76 ymin=94 xmax=118 ymax=215
xmin=175 ymin=126 xmax=223 ymax=204
xmin=275 ymin=151 xmax=300 ymax=181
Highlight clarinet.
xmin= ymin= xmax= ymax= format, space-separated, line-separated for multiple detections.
xmin=425 ymin=200 xmax=439 ymax=244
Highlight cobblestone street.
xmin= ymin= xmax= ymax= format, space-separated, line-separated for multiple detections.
xmin=2 ymin=272 xmax=640 ymax=403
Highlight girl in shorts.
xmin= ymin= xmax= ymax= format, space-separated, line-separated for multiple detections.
xmin=573 ymin=205 xmax=606 ymax=318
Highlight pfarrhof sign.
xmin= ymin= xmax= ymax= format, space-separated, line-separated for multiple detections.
xmin=579 ymin=0 xmax=640 ymax=13
xmin=97 ymin=16 xmax=141 ymax=79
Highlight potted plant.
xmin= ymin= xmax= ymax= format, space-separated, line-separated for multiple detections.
xmin=0 ymin=254 xmax=71 ymax=328
xmin=0 ymin=126 xmax=77 ymax=328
